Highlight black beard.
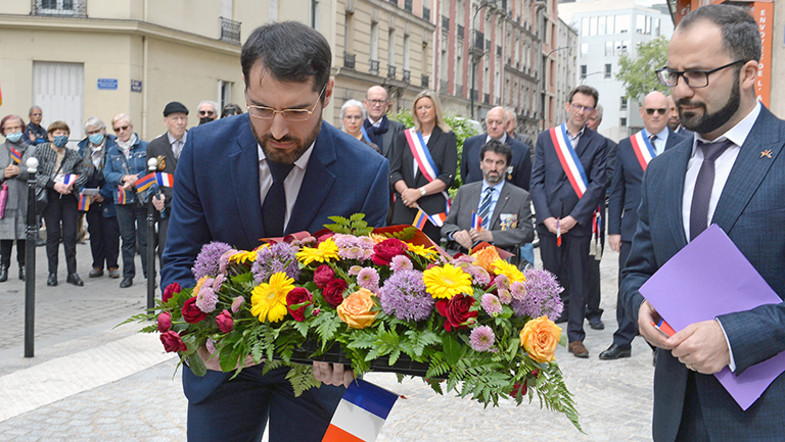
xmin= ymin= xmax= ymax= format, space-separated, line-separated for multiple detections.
xmin=251 ymin=120 xmax=321 ymax=165
xmin=679 ymin=71 xmax=741 ymax=135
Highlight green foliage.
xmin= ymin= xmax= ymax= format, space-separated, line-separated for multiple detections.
xmin=323 ymin=213 xmax=373 ymax=236
xmin=617 ymin=37 xmax=670 ymax=102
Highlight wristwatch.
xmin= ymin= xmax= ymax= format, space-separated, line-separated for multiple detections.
xmin=419 ymin=187 xmax=426 ymax=196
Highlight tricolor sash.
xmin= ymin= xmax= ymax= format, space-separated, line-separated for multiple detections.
xmin=360 ymin=125 xmax=372 ymax=145
xmin=549 ymin=123 xmax=588 ymax=199
xmin=403 ymin=128 xmax=451 ymax=211
xmin=629 ymin=129 xmax=657 ymax=171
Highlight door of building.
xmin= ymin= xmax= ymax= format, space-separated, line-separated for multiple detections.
xmin=32 ymin=61 xmax=85 ymax=141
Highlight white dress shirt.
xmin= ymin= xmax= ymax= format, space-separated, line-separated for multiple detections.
xmin=257 ymin=142 xmax=315 ymax=230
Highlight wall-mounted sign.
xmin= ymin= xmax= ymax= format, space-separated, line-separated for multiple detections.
xmin=131 ymin=80 xmax=143 ymax=93
xmin=97 ymin=78 xmax=118 ymax=90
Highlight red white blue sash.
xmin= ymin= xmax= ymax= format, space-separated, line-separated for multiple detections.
xmin=404 ymin=128 xmax=451 ymax=212
xmin=360 ymin=125 xmax=373 ymax=145
xmin=629 ymin=129 xmax=657 ymax=172
xmin=549 ymin=123 xmax=588 ymax=199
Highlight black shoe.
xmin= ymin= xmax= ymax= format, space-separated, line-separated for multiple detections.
xmin=599 ymin=344 xmax=632 ymax=360
xmin=89 ymin=268 xmax=104 ymax=278
xmin=47 ymin=273 xmax=58 ymax=286
xmin=66 ymin=273 xmax=84 ymax=287
xmin=120 ymin=277 xmax=133 ymax=288
xmin=0 ymin=265 xmax=8 ymax=282
xmin=37 ymin=238 xmax=46 ymax=247
xmin=588 ymin=316 xmax=605 ymax=330
xmin=19 ymin=265 xmax=24 ymax=281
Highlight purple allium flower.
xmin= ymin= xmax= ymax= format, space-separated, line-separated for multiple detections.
xmin=390 ymin=255 xmax=413 ymax=273
xmin=510 ymin=281 xmax=526 ymax=301
xmin=196 ymin=286 xmax=218 ymax=313
xmin=252 ymin=242 xmax=300 ymax=283
xmin=348 ymin=265 xmax=363 ymax=276
xmin=469 ymin=326 xmax=495 ymax=352
xmin=231 ymin=296 xmax=245 ymax=313
xmin=511 ymin=268 xmax=564 ymax=320
xmin=357 ymin=267 xmax=380 ymax=291
xmin=378 ymin=270 xmax=433 ymax=321
xmin=193 ymin=242 xmax=233 ymax=280
xmin=481 ymin=293 xmax=502 ymax=316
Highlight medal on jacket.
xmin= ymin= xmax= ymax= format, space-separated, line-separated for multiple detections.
xmin=157 ymin=155 xmax=166 ymax=171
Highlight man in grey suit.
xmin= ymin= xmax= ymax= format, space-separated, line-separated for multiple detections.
xmin=441 ymin=140 xmax=533 ymax=255
xmin=362 ymin=85 xmax=404 ymax=161
xmin=622 ymin=5 xmax=785 ymax=439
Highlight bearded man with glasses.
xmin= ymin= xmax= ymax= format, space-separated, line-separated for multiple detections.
xmin=161 ymin=21 xmax=389 ymax=441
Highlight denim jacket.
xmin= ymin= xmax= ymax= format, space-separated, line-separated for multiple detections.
xmin=103 ymin=134 xmax=149 ymax=205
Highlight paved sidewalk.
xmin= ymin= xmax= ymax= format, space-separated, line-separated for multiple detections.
xmin=0 ymin=244 xmax=655 ymax=441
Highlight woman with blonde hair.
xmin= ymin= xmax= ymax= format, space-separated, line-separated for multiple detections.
xmin=389 ymin=90 xmax=457 ymax=242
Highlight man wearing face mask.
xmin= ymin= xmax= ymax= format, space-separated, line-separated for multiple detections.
xmin=77 ymin=117 xmax=120 ymax=279
xmin=196 ymin=101 xmax=218 ymax=125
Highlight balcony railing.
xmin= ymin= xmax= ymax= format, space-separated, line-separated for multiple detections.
xmin=402 ymin=69 xmax=411 ymax=83
xmin=343 ymin=53 xmax=356 ymax=69
xmin=421 ymin=75 xmax=429 ymax=88
xmin=369 ymin=59 xmax=380 ymax=75
xmin=219 ymin=17 xmax=242 ymax=45
xmin=32 ymin=0 xmax=86 ymax=17
xmin=387 ymin=65 xmax=397 ymax=79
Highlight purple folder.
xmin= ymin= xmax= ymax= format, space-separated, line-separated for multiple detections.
xmin=639 ymin=224 xmax=785 ymax=410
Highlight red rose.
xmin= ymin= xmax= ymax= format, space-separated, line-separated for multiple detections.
xmin=313 ymin=265 xmax=335 ymax=289
xmin=372 ymin=238 xmax=408 ymax=266
xmin=182 ymin=296 xmax=207 ymax=323
xmin=435 ymin=294 xmax=478 ymax=331
xmin=162 ymin=282 xmax=182 ymax=302
xmin=160 ymin=330 xmax=187 ymax=353
xmin=323 ymin=278 xmax=348 ymax=307
xmin=286 ymin=287 xmax=313 ymax=321
xmin=157 ymin=311 xmax=172 ymax=332
xmin=510 ymin=381 xmax=527 ymax=397
xmin=216 ymin=310 xmax=234 ymax=333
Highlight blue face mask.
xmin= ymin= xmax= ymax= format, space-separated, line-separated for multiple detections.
xmin=53 ymin=135 xmax=69 ymax=148
xmin=5 ymin=132 xmax=23 ymax=143
xmin=89 ymin=133 xmax=104 ymax=145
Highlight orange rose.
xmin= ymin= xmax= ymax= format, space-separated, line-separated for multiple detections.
xmin=471 ymin=246 xmax=501 ymax=274
xmin=520 ymin=316 xmax=561 ymax=363
xmin=337 ymin=288 xmax=378 ymax=329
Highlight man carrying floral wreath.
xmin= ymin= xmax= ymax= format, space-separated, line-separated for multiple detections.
xmin=160 ymin=21 xmax=390 ymax=441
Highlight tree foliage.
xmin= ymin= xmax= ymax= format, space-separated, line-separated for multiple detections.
xmin=616 ymin=36 xmax=670 ymax=102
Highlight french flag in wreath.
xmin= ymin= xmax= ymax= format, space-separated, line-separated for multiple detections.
xmin=629 ymin=129 xmax=657 ymax=172
xmin=549 ymin=123 xmax=588 ymax=199
xmin=322 ymin=379 xmax=400 ymax=442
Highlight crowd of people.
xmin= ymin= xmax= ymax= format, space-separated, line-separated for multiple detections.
xmin=0 ymin=101 xmax=241 ymax=287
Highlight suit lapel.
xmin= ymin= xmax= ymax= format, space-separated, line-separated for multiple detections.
xmin=663 ymin=142 xmax=692 ymax=248
xmin=713 ymin=109 xmax=784 ymax=233
xmin=229 ymin=121 xmax=264 ymax=239
xmin=288 ymin=121 xmax=337 ymax=233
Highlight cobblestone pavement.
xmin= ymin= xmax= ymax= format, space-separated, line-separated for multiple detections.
xmin=0 ymin=244 xmax=655 ymax=441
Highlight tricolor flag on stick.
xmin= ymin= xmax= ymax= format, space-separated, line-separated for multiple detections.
xmin=412 ymin=208 xmax=428 ymax=231
xmin=426 ymin=211 xmax=446 ymax=228
xmin=9 ymin=147 xmax=21 ymax=164
xmin=155 ymin=172 xmax=174 ymax=188
xmin=135 ymin=173 xmax=156 ymax=192
xmin=471 ymin=212 xmax=482 ymax=231
xmin=556 ymin=218 xmax=562 ymax=247
xmin=63 ymin=174 xmax=79 ymax=186
xmin=117 ymin=186 xmax=127 ymax=205
xmin=322 ymin=379 xmax=400 ymax=442
xmin=78 ymin=193 xmax=90 ymax=212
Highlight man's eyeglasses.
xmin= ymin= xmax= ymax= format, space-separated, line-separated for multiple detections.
xmin=655 ymin=60 xmax=747 ymax=89
xmin=570 ymin=103 xmax=594 ymax=113
xmin=365 ymin=99 xmax=388 ymax=107
xmin=246 ymin=84 xmax=326 ymax=122
xmin=113 ymin=125 xmax=130 ymax=132
xmin=645 ymin=108 xmax=667 ymax=115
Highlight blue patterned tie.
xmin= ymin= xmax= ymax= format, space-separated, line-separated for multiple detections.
xmin=689 ymin=139 xmax=732 ymax=240
xmin=478 ymin=187 xmax=493 ymax=229
xmin=262 ymin=161 xmax=294 ymax=237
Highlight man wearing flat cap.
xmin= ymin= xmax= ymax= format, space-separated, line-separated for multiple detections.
xmin=146 ymin=101 xmax=188 ymax=262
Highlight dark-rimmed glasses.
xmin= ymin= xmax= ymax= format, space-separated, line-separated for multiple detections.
xmin=655 ymin=60 xmax=747 ymax=89
xmin=645 ymin=108 xmax=667 ymax=115
xmin=246 ymin=84 xmax=327 ymax=122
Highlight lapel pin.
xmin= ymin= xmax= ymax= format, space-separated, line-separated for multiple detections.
xmin=761 ymin=149 xmax=772 ymax=159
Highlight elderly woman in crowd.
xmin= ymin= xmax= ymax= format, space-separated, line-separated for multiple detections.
xmin=341 ymin=99 xmax=380 ymax=153
xmin=220 ymin=103 xmax=243 ymax=118
xmin=28 ymin=121 xmax=87 ymax=287
xmin=103 ymin=114 xmax=149 ymax=289
xmin=390 ymin=90 xmax=457 ymax=242
xmin=0 ymin=115 xmax=31 ymax=282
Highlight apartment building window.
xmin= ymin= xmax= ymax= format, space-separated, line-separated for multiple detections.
xmin=607 ymin=16 xmax=614 ymax=34
xmin=598 ymin=16 xmax=606 ymax=35
xmin=620 ymin=96 xmax=628 ymax=110
xmin=388 ymin=28 xmax=396 ymax=76
xmin=219 ymin=81 xmax=233 ymax=111
xmin=581 ymin=17 xmax=589 ymax=37
xmin=370 ymin=21 xmax=379 ymax=74
xmin=605 ymin=41 xmax=613 ymax=56
xmin=616 ymin=15 xmax=629 ymax=34
xmin=34 ymin=0 xmax=86 ymax=16
xmin=580 ymin=65 xmax=587 ymax=79
xmin=310 ymin=1 xmax=319 ymax=30
xmin=403 ymin=34 xmax=410 ymax=80
xmin=581 ymin=43 xmax=588 ymax=56
xmin=343 ymin=12 xmax=356 ymax=68
xmin=604 ymin=63 xmax=612 ymax=79
xmin=620 ymin=117 xmax=627 ymax=127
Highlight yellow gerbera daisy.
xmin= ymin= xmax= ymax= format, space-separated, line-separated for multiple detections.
xmin=406 ymin=243 xmax=438 ymax=259
xmin=250 ymin=272 xmax=294 ymax=323
xmin=296 ymin=238 xmax=339 ymax=266
xmin=423 ymin=263 xmax=473 ymax=299
xmin=230 ymin=249 xmax=258 ymax=264
xmin=492 ymin=259 xmax=525 ymax=284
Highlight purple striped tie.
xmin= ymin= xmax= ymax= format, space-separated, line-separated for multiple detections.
xmin=689 ymin=139 xmax=733 ymax=240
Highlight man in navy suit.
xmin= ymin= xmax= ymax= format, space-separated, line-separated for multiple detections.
xmin=622 ymin=5 xmax=785 ymax=439
xmin=600 ymin=91 xmax=686 ymax=361
xmin=161 ymin=22 xmax=389 ymax=441
xmin=462 ymin=106 xmax=532 ymax=191
xmin=530 ymin=85 xmax=607 ymax=358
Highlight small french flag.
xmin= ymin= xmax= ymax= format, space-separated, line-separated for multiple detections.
xmin=427 ymin=211 xmax=446 ymax=228
xmin=412 ymin=208 xmax=428 ymax=231
xmin=155 ymin=172 xmax=174 ymax=188
xmin=471 ymin=212 xmax=482 ymax=231
xmin=63 ymin=174 xmax=79 ymax=185
xmin=322 ymin=379 xmax=399 ymax=442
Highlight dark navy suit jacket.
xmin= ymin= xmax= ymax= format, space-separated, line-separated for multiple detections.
xmin=529 ymin=125 xmax=607 ymax=236
xmin=160 ymin=115 xmax=390 ymax=404
xmin=461 ymin=133 xmax=532 ymax=191
xmin=608 ymin=128 xmax=687 ymax=241
xmin=621 ymin=106 xmax=785 ymax=441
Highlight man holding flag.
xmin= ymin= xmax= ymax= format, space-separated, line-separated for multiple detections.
xmin=441 ymin=140 xmax=533 ymax=256
xmin=530 ymin=85 xmax=608 ymax=358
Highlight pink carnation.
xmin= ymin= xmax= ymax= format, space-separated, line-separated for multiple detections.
xmin=469 ymin=326 xmax=495 ymax=352
xmin=231 ymin=296 xmax=245 ymax=313
xmin=481 ymin=293 xmax=503 ymax=316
